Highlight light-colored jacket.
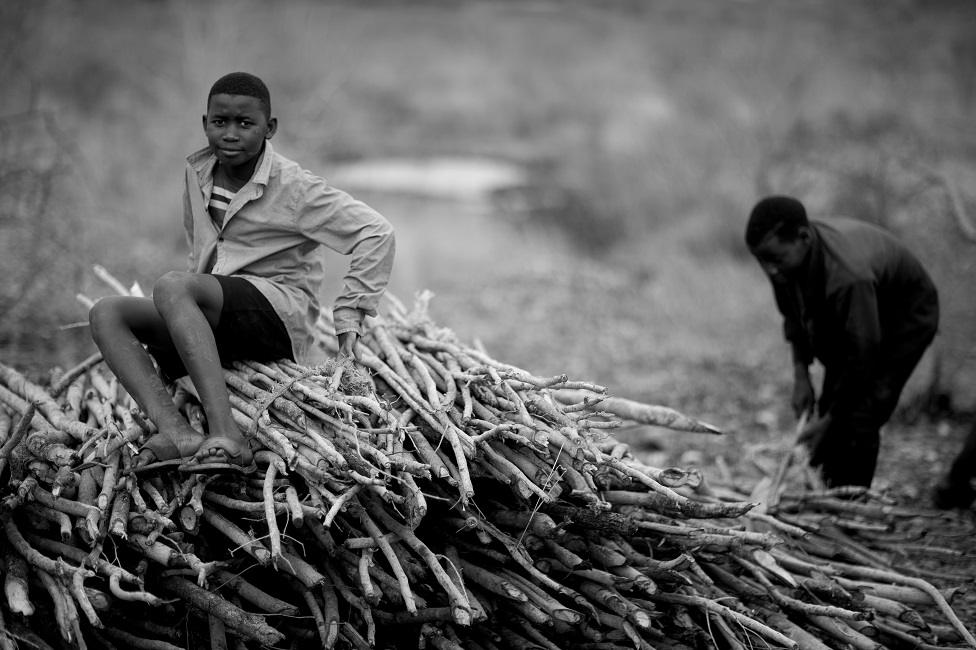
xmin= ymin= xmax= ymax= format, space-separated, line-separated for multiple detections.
xmin=183 ymin=141 xmax=395 ymax=365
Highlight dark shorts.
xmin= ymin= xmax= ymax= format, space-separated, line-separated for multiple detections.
xmin=149 ymin=275 xmax=294 ymax=381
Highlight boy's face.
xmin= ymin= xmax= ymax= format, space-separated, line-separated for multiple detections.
xmin=202 ymin=94 xmax=277 ymax=172
xmin=750 ymin=227 xmax=811 ymax=281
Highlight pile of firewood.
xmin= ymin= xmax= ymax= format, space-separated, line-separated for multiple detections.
xmin=0 ymin=274 xmax=972 ymax=650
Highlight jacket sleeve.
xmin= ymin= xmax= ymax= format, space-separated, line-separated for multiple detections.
xmin=295 ymin=176 xmax=396 ymax=336
xmin=823 ymin=280 xmax=882 ymax=417
xmin=182 ymin=182 xmax=196 ymax=272
xmin=771 ymin=280 xmax=813 ymax=366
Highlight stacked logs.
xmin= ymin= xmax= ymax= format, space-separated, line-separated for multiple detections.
xmin=0 ymin=280 xmax=971 ymax=649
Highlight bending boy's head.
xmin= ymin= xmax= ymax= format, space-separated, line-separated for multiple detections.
xmin=745 ymin=195 xmax=808 ymax=248
xmin=207 ymin=72 xmax=271 ymax=119
xmin=746 ymin=195 xmax=812 ymax=279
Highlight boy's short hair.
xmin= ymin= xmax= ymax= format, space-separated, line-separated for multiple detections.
xmin=745 ymin=195 xmax=809 ymax=248
xmin=207 ymin=72 xmax=271 ymax=118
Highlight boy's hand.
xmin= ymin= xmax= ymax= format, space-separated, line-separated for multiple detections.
xmin=791 ymin=370 xmax=815 ymax=419
xmin=796 ymin=413 xmax=832 ymax=461
xmin=337 ymin=331 xmax=359 ymax=359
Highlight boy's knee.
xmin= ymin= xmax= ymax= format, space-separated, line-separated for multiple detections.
xmin=152 ymin=271 xmax=194 ymax=311
xmin=88 ymin=296 xmax=125 ymax=342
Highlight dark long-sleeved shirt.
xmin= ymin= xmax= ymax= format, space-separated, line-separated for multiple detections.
xmin=770 ymin=218 xmax=938 ymax=416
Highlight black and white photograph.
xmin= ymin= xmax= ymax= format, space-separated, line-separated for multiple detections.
xmin=0 ymin=1 xmax=975 ymax=648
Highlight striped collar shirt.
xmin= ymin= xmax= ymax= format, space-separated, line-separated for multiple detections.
xmin=208 ymin=186 xmax=236 ymax=228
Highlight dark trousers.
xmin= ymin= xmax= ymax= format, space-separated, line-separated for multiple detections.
xmin=812 ymin=328 xmax=936 ymax=488
xmin=945 ymin=421 xmax=976 ymax=490
xmin=812 ymin=411 xmax=880 ymax=488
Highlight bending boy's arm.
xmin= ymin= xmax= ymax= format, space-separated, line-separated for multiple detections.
xmin=769 ymin=279 xmax=815 ymax=417
xmin=770 ymin=279 xmax=813 ymax=368
xmin=296 ymin=178 xmax=396 ymax=336
xmin=823 ymin=281 xmax=882 ymax=418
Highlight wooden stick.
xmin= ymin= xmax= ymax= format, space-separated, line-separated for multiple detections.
xmin=34 ymin=568 xmax=76 ymax=644
xmin=212 ymin=568 xmax=300 ymax=616
xmin=364 ymin=495 xmax=471 ymax=624
xmin=201 ymin=510 xmax=271 ymax=567
xmin=262 ymin=456 xmax=283 ymax=567
xmin=157 ymin=576 xmax=285 ymax=647
xmin=0 ymin=402 xmax=37 ymax=478
xmin=2 ymin=547 xmax=34 ymax=616
xmin=646 ymin=590 xmax=798 ymax=649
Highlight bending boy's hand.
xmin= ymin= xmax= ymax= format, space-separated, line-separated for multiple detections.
xmin=337 ymin=331 xmax=359 ymax=359
xmin=791 ymin=369 xmax=815 ymax=419
xmin=796 ymin=413 xmax=832 ymax=460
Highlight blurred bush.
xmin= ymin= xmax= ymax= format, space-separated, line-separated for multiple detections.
xmin=0 ymin=112 xmax=98 ymax=372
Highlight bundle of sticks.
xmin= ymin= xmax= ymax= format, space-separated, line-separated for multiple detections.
xmin=0 ymin=272 xmax=972 ymax=650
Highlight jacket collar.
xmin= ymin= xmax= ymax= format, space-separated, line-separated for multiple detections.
xmin=797 ymin=222 xmax=826 ymax=302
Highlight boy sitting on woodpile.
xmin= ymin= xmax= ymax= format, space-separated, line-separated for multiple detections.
xmin=745 ymin=195 xmax=938 ymax=488
xmin=88 ymin=72 xmax=395 ymax=474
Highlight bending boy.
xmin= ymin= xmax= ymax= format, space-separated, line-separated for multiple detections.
xmin=745 ymin=196 xmax=938 ymax=488
xmin=89 ymin=72 xmax=395 ymax=473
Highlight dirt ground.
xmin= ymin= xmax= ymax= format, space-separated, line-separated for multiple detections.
xmin=620 ymin=357 xmax=976 ymax=631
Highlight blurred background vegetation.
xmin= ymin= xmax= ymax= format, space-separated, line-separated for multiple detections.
xmin=2 ymin=0 xmax=975 ymax=463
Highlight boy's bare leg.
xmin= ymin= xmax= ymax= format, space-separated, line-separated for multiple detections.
xmin=152 ymin=272 xmax=250 ymax=464
xmin=88 ymin=296 xmax=204 ymax=461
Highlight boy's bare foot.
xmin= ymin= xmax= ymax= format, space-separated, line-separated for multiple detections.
xmin=132 ymin=429 xmax=206 ymax=472
xmin=178 ymin=435 xmax=257 ymax=475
